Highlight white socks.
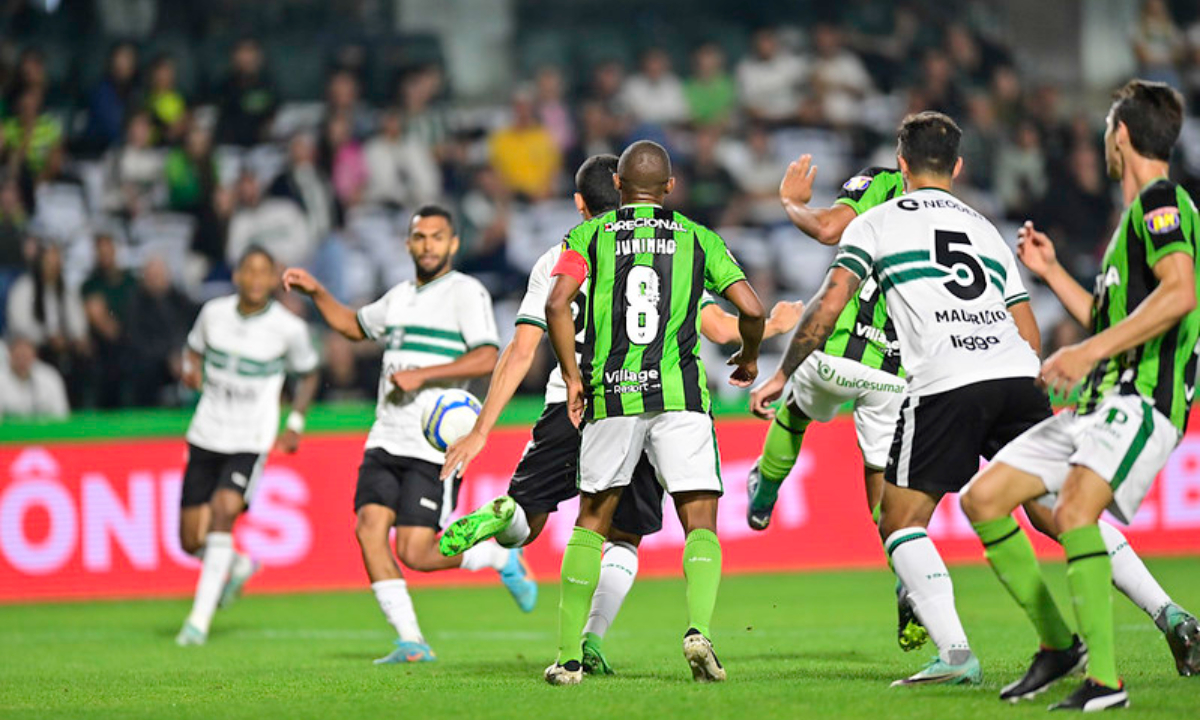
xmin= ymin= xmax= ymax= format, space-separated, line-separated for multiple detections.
xmin=372 ymin=578 xmax=424 ymax=643
xmin=1100 ymin=520 xmax=1172 ymax=619
xmin=584 ymin=541 xmax=639 ymax=638
xmin=497 ymin=499 xmax=531 ymax=548
xmin=460 ymin=542 xmax=510 ymax=572
xmin=186 ymin=532 xmax=234 ymax=634
xmin=886 ymin=527 xmax=972 ymax=665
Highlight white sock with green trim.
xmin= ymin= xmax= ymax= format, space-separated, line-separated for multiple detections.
xmin=583 ymin=541 xmax=639 ymax=639
xmin=496 ymin=501 xmax=531 ymax=548
xmin=1100 ymin=520 xmax=1171 ymax=619
xmin=886 ymin=527 xmax=972 ymax=665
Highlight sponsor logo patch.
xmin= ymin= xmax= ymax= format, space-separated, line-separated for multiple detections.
xmin=842 ymin=175 xmax=872 ymax=192
xmin=1145 ymin=206 xmax=1181 ymax=235
xmin=419 ymin=498 xmax=438 ymax=511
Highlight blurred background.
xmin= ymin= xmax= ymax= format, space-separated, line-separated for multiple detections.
xmin=0 ymin=0 xmax=1199 ymax=418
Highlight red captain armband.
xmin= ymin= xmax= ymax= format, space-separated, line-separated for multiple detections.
xmin=551 ymin=249 xmax=589 ymax=285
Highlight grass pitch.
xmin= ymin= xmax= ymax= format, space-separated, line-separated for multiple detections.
xmin=2 ymin=559 xmax=1198 ymax=719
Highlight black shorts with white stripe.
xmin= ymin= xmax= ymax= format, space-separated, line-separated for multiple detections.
xmin=885 ymin=377 xmax=1051 ymax=495
xmin=181 ymin=443 xmax=266 ymax=508
xmin=354 ymin=448 xmax=461 ymax=530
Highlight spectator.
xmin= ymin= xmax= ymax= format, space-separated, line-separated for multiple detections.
xmin=82 ymin=42 xmax=139 ymax=153
xmin=228 ymin=171 xmax=313 ymax=269
xmin=684 ymin=42 xmax=737 ymax=127
xmin=5 ymin=48 xmax=48 ymax=107
xmin=534 ymin=66 xmax=575 ymax=154
xmin=320 ymin=114 xmax=367 ymax=208
xmin=945 ymin=23 xmax=992 ymax=89
xmin=5 ymin=242 xmax=87 ymax=356
xmin=363 ymin=107 xmax=441 ymax=209
xmin=0 ymin=335 xmax=69 ymax=420
xmin=586 ymin=60 xmax=628 ymax=118
xmin=958 ymin=93 xmax=1002 ymax=192
xmin=1034 ymin=142 xmax=1113 ymax=284
xmin=102 ymin=111 xmax=164 ymax=218
xmin=915 ymin=49 xmax=966 ymax=120
xmin=80 ymin=233 xmax=135 ymax=408
xmin=214 ymin=38 xmax=278 ymax=147
xmin=0 ymin=180 xmax=29 ymax=272
xmin=990 ymin=65 xmax=1024 ymax=127
xmin=995 ymin=120 xmax=1048 ymax=220
xmin=488 ymin=89 xmax=561 ymax=201
xmin=567 ymin=100 xmax=620 ymax=171
xmin=123 ymin=256 xmax=194 ymax=406
xmin=325 ymin=69 xmax=373 ymax=139
xmin=165 ymin=122 xmax=218 ymax=215
xmin=2 ymin=89 xmax=63 ymax=180
xmin=1132 ymin=0 xmax=1184 ymax=88
xmin=736 ymin=27 xmax=806 ymax=125
xmin=269 ymin=133 xmax=336 ymax=247
xmin=144 ymin=55 xmax=188 ymax=146
xmin=399 ymin=64 xmax=449 ymax=155
xmin=459 ymin=165 xmax=522 ymax=296
xmin=681 ymin=126 xmax=741 ymax=228
xmin=723 ymin=123 xmax=789 ymax=227
xmin=807 ymin=23 xmax=875 ymax=128
xmin=620 ymin=49 xmax=690 ymax=127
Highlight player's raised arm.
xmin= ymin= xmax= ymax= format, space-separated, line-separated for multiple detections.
xmin=779 ymin=154 xmax=862 ymax=245
xmin=282 ymin=267 xmax=365 ymax=341
xmin=1016 ymin=221 xmax=1093 ymax=327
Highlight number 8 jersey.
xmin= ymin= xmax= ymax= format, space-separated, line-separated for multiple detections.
xmin=833 ymin=187 xmax=1039 ymax=397
xmin=560 ymin=203 xmax=746 ymax=420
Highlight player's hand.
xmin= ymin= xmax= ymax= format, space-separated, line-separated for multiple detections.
xmin=182 ymin=366 xmax=202 ymax=391
xmin=274 ymin=429 xmax=301 ymax=454
xmin=391 ymin=368 xmax=426 ymax=392
xmin=727 ymin=349 xmax=759 ymax=387
xmin=1039 ymin=341 xmax=1100 ymax=395
xmin=282 ymin=267 xmax=323 ymax=295
xmin=749 ymin=370 xmax=787 ymax=420
xmin=1016 ymin=221 xmax=1059 ymax=279
xmin=766 ymin=300 xmax=804 ymax=337
xmin=780 ymin=154 xmax=818 ymax=207
xmin=441 ymin=429 xmax=486 ymax=480
xmin=565 ymin=377 xmax=586 ymax=428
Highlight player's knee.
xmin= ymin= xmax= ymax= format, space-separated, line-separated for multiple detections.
xmin=394 ymin=546 xmax=435 ymax=572
xmin=1052 ymin=502 xmax=1091 ymax=534
xmin=354 ymin=514 xmax=390 ymax=550
xmin=179 ymin=529 xmax=203 ymax=556
xmin=958 ymin=485 xmax=992 ymax=522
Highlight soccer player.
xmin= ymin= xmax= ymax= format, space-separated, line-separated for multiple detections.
xmin=176 ymin=246 xmax=320 ymax=646
xmin=542 ymin=141 xmax=766 ymax=685
xmin=282 ymin=205 xmax=537 ymax=664
xmin=438 ymin=154 xmax=801 ymax=675
xmin=959 ymin=80 xmax=1200 ymax=710
xmin=752 ymin=112 xmax=1048 ymax=687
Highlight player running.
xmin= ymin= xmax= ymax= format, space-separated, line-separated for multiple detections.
xmin=438 ymin=154 xmax=800 ymax=675
xmin=176 ymin=246 xmax=320 ymax=646
xmin=283 ymin=205 xmax=536 ymax=664
xmin=543 ymin=141 xmax=766 ymax=685
xmin=960 ymin=80 xmax=1200 ymax=710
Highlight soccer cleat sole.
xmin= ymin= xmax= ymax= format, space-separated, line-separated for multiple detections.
xmin=1001 ymin=652 xmax=1087 ymax=703
xmin=439 ymin=497 xmax=514 ymax=557
xmin=683 ymin=634 xmax=726 ymax=683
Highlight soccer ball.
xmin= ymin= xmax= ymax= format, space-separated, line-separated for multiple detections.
xmin=421 ymin=389 xmax=482 ymax=452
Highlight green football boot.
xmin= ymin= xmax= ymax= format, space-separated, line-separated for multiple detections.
xmin=581 ymin=632 xmax=614 ymax=675
xmin=439 ymin=496 xmax=516 ymax=556
xmin=1156 ymin=602 xmax=1200 ymax=676
xmin=896 ymin=582 xmax=929 ymax=652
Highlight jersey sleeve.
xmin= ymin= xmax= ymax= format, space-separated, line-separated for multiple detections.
xmin=1139 ymin=181 xmax=1194 ymax=267
xmin=834 ymin=167 xmax=901 ymax=215
xmin=456 ymin=279 xmax=500 ymax=350
xmin=697 ymin=226 xmax=746 ymax=294
xmin=284 ymin=318 xmax=320 ymax=374
xmin=563 ymin=225 xmax=594 ymax=277
xmin=515 ymin=249 xmax=556 ymax=329
xmin=1000 ymin=244 xmax=1030 ymax=307
xmin=832 ymin=213 xmax=878 ymax=280
xmin=355 ymin=289 xmax=393 ymax=341
xmin=185 ymin=302 xmax=209 ymax=354
xmin=700 ymin=291 xmax=717 ymax=310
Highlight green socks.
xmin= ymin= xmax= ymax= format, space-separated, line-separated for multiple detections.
xmin=758 ymin=403 xmax=810 ymax=489
xmin=1062 ymin=525 xmax=1120 ymax=688
xmin=682 ymin=529 xmax=723 ymax=637
xmin=557 ymin=527 xmax=604 ymax=664
xmin=973 ymin=516 xmax=1073 ymax=650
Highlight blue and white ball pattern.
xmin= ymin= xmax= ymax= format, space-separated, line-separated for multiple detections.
xmin=421 ymin=389 xmax=483 ymax=452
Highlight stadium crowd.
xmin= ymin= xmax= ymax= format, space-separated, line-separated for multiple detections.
xmin=3 ymin=0 xmax=1200 ymax=419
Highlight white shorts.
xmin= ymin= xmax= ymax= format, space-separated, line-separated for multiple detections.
xmin=994 ymin=394 xmax=1180 ymax=524
xmin=579 ymin=411 xmax=722 ymax=496
xmin=787 ymin=351 xmax=906 ymax=469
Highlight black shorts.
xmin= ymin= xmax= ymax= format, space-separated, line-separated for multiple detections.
xmin=355 ymin=448 xmax=461 ymax=530
xmin=509 ymin=403 xmax=665 ymax=536
xmin=181 ymin=444 xmax=266 ymax=508
xmin=885 ymin=376 xmax=1052 ymax=495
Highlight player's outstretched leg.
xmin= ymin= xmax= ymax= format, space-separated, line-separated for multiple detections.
xmin=439 ymin=495 xmax=530 ymax=556
xmin=747 ymin=404 xmax=809 ymax=531
xmin=581 ymin=539 xmax=640 ymax=675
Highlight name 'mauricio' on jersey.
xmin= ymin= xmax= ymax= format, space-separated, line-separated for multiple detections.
xmin=833 ymin=187 xmax=1039 ymax=397
xmin=565 ymin=204 xmax=745 ymax=420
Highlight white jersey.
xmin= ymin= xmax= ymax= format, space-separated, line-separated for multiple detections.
xmin=357 ymin=271 xmax=499 ymax=463
xmin=516 ymin=244 xmax=717 ymax=405
xmin=186 ymin=296 xmax=319 ymax=454
xmin=833 ymin=187 xmax=1038 ymax=397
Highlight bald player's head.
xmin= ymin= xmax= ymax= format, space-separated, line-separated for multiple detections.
xmin=615 ymin=140 xmax=674 ymax=203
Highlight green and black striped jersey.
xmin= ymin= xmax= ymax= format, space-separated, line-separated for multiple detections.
xmin=565 ymin=204 xmax=746 ymax=420
xmin=825 ymin=167 xmax=906 ymax=376
xmin=1078 ymin=178 xmax=1200 ymax=433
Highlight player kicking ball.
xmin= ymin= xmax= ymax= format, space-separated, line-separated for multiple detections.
xmin=542 ymin=141 xmax=766 ymax=685
xmin=960 ymin=80 xmax=1200 ymax=711
xmin=176 ymin=246 xmax=320 ymax=645
xmin=438 ymin=154 xmax=800 ymax=675
xmin=283 ymin=205 xmax=536 ymax=664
